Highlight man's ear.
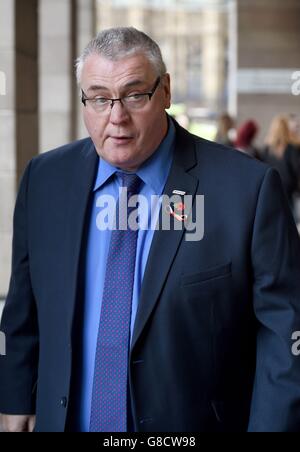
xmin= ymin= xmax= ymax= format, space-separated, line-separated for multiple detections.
xmin=163 ymin=73 xmax=171 ymax=109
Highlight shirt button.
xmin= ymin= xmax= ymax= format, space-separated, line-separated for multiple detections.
xmin=60 ymin=397 xmax=68 ymax=408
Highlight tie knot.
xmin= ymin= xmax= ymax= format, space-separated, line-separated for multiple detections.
xmin=117 ymin=172 xmax=142 ymax=195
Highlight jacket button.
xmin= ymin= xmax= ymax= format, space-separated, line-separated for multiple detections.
xmin=60 ymin=397 xmax=68 ymax=408
xmin=133 ymin=359 xmax=144 ymax=365
xmin=139 ymin=417 xmax=153 ymax=424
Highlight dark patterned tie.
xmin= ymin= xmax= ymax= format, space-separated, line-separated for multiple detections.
xmin=89 ymin=172 xmax=142 ymax=432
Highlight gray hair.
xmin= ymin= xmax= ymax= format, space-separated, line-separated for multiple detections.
xmin=75 ymin=27 xmax=167 ymax=85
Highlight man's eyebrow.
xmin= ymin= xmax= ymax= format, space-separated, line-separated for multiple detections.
xmin=123 ymin=79 xmax=145 ymax=89
xmin=88 ymin=85 xmax=109 ymax=92
xmin=87 ymin=80 xmax=146 ymax=93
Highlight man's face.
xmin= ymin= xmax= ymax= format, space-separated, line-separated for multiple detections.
xmin=80 ymin=53 xmax=171 ymax=171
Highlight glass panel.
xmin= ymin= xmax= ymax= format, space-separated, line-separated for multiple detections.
xmin=96 ymin=0 xmax=234 ymax=139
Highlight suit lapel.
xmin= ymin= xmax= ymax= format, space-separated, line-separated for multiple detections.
xmin=131 ymin=124 xmax=199 ymax=350
xmin=63 ymin=139 xmax=98 ymax=335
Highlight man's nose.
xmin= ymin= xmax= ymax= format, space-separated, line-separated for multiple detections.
xmin=109 ymin=100 xmax=130 ymax=124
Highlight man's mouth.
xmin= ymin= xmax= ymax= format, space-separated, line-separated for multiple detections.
xmin=109 ymin=136 xmax=134 ymax=144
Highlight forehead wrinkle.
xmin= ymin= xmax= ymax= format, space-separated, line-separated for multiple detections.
xmin=83 ymin=56 xmax=156 ymax=94
xmin=86 ymin=78 xmax=150 ymax=96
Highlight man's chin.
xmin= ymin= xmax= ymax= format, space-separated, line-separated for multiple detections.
xmin=103 ymin=152 xmax=140 ymax=172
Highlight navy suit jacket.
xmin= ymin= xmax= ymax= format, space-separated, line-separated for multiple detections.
xmin=1 ymin=120 xmax=300 ymax=432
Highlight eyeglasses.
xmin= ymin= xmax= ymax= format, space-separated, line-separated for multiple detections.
xmin=81 ymin=77 xmax=161 ymax=113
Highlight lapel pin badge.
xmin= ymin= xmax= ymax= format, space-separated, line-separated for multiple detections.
xmin=166 ymin=202 xmax=188 ymax=222
xmin=172 ymin=190 xmax=186 ymax=196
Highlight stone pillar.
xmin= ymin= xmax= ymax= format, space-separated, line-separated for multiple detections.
xmin=76 ymin=0 xmax=97 ymax=139
xmin=0 ymin=0 xmax=16 ymax=298
xmin=175 ymin=10 xmax=189 ymax=103
xmin=0 ymin=0 xmax=96 ymax=303
xmin=39 ymin=0 xmax=73 ymax=152
xmin=39 ymin=0 xmax=96 ymax=150
xmin=0 ymin=0 xmax=39 ymax=299
xmin=227 ymin=0 xmax=238 ymax=117
xmin=237 ymin=0 xmax=300 ymax=145
xmin=201 ymin=8 xmax=227 ymax=111
xmin=15 ymin=0 xmax=39 ymax=182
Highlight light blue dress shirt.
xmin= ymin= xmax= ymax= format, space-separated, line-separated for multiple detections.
xmin=74 ymin=120 xmax=175 ymax=432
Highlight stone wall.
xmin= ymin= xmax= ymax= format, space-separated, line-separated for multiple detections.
xmin=0 ymin=0 xmax=16 ymax=299
xmin=0 ymin=0 xmax=95 ymax=301
xmin=237 ymin=0 xmax=300 ymax=146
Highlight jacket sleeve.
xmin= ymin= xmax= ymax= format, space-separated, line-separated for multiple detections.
xmin=248 ymin=167 xmax=300 ymax=432
xmin=0 ymin=160 xmax=39 ymax=415
xmin=290 ymin=146 xmax=300 ymax=193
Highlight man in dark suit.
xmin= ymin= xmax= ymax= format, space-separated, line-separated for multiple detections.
xmin=1 ymin=27 xmax=300 ymax=433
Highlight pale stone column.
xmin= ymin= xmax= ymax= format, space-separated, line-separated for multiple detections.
xmin=39 ymin=0 xmax=96 ymax=148
xmin=174 ymin=9 xmax=188 ymax=102
xmin=0 ymin=0 xmax=38 ymax=302
xmin=227 ymin=0 xmax=238 ymax=117
xmin=15 ymin=0 xmax=39 ymax=182
xmin=201 ymin=8 xmax=227 ymax=111
xmin=0 ymin=0 xmax=96 ymax=308
xmin=0 ymin=0 xmax=15 ymax=299
xmin=39 ymin=0 xmax=73 ymax=152
xmin=76 ymin=0 xmax=97 ymax=140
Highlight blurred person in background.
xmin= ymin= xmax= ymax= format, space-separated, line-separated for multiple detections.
xmin=215 ymin=113 xmax=236 ymax=147
xmin=262 ymin=115 xmax=300 ymax=207
xmin=234 ymin=119 xmax=260 ymax=159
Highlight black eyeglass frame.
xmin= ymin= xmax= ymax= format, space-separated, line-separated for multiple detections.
xmin=81 ymin=77 xmax=161 ymax=110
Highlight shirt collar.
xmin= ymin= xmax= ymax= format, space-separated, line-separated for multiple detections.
xmin=93 ymin=157 xmax=118 ymax=192
xmin=136 ymin=117 xmax=175 ymax=193
xmin=93 ymin=116 xmax=175 ymax=193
